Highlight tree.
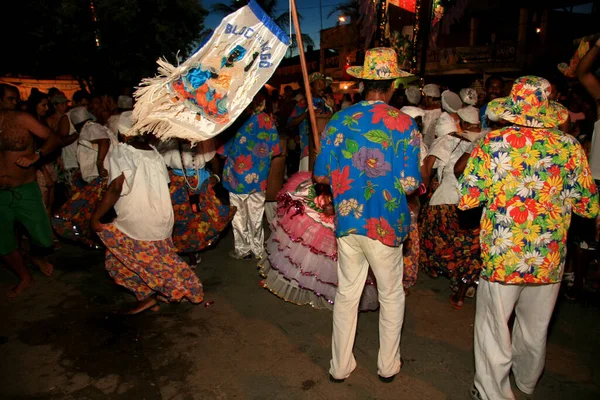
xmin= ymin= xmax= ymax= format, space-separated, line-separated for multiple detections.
xmin=210 ymin=0 xmax=315 ymax=57
xmin=0 ymin=0 xmax=208 ymax=90
xmin=326 ymin=0 xmax=360 ymax=21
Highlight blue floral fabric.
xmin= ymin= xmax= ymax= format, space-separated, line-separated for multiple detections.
xmin=221 ymin=112 xmax=281 ymax=194
xmin=314 ymin=101 xmax=421 ymax=247
xmin=288 ymin=97 xmax=332 ymax=158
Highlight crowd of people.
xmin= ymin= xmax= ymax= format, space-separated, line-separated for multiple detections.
xmin=2 ymin=37 xmax=600 ymax=400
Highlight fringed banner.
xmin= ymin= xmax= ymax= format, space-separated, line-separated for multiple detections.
xmin=132 ymin=0 xmax=290 ymax=142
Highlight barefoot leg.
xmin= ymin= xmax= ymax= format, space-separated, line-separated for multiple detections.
xmin=119 ymin=297 xmax=158 ymax=315
xmin=450 ymin=283 xmax=468 ymax=309
xmin=2 ymin=250 xmax=34 ymax=298
xmin=29 ymin=255 xmax=54 ymax=276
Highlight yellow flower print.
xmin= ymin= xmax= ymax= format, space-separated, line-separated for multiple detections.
xmin=577 ymin=166 xmax=594 ymax=188
xmin=459 ymin=195 xmax=479 ymax=210
xmin=480 ymin=218 xmax=493 ymax=238
xmin=512 ymin=220 xmax=541 ymax=244
xmin=198 ymin=221 xmax=210 ymax=234
xmin=540 ymin=250 xmax=561 ymax=273
xmin=539 ymin=175 xmax=563 ymax=203
xmin=515 ymin=148 xmax=541 ymax=167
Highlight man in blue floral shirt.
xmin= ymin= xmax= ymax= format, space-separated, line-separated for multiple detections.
xmin=220 ymin=95 xmax=281 ymax=260
xmin=288 ymin=73 xmax=334 ymax=171
xmin=314 ymin=48 xmax=421 ymax=384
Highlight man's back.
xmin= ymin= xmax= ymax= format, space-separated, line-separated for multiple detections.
xmin=459 ymin=126 xmax=598 ymax=284
xmin=314 ymin=100 xmax=421 ymax=247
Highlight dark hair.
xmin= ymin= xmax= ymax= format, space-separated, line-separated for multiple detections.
xmin=48 ymin=87 xmax=61 ymax=98
xmin=26 ymin=91 xmax=49 ymax=119
xmin=0 ymin=83 xmax=18 ymax=99
xmin=362 ymin=79 xmax=395 ymax=95
xmin=72 ymin=90 xmax=90 ymax=105
xmin=485 ymin=75 xmax=503 ymax=89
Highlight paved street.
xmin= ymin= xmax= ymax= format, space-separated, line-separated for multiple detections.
xmin=1 ymin=230 xmax=600 ymax=400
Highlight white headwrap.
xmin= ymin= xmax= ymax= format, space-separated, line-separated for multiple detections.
xmin=441 ymin=90 xmax=462 ymax=113
xmin=69 ymin=106 xmax=94 ymax=125
xmin=400 ymin=106 xmax=425 ymax=120
xmin=459 ymin=88 xmax=477 ymax=105
xmin=423 ymin=84 xmax=440 ymax=98
xmin=118 ymin=111 xmax=133 ymax=135
xmin=405 ymin=86 xmax=422 ymax=105
xmin=457 ymin=106 xmax=479 ymax=125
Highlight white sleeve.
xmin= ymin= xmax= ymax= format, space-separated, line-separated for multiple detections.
xmin=108 ymin=144 xmax=136 ymax=196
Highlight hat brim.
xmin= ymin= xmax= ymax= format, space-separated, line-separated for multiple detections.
xmin=347 ymin=66 xmax=413 ymax=80
xmin=487 ymin=97 xmax=568 ymax=128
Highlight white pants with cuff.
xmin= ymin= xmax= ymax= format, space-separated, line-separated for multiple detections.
xmin=298 ymin=156 xmax=309 ymax=172
xmin=330 ymin=234 xmax=405 ymax=380
xmin=229 ymin=192 xmax=266 ymax=258
xmin=474 ymin=279 xmax=560 ymax=400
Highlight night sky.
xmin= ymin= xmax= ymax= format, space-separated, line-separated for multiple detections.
xmin=202 ymin=0 xmax=349 ymax=48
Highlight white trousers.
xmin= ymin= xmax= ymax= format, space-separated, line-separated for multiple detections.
xmin=264 ymin=201 xmax=277 ymax=226
xmin=229 ymin=192 xmax=266 ymax=258
xmin=330 ymin=234 xmax=405 ymax=380
xmin=474 ymin=279 xmax=560 ymax=400
xmin=298 ymin=156 xmax=309 ymax=172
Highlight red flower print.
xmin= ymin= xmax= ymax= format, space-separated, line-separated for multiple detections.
xmin=234 ymin=154 xmax=253 ymax=174
xmin=331 ymin=166 xmax=354 ymax=197
xmin=370 ymin=103 xmax=411 ymax=132
xmin=271 ymin=143 xmax=281 ymax=157
xmin=364 ymin=217 xmax=396 ymax=246
xmin=468 ymin=187 xmax=480 ymax=199
xmin=260 ymin=180 xmax=267 ymax=192
xmin=505 ymin=130 xmax=533 ymax=149
xmin=257 ymin=113 xmax=274 ymax=130
xmin=548 ymin=165 xmax=561 ymax=177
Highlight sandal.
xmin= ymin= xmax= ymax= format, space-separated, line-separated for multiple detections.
xmin=450 ymin=294 xmax=463 ymax=310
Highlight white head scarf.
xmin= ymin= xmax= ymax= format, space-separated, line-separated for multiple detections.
xmin=423 ymin=84 xmax=440 ymax=98
xmin=441 ymin=90 xmax=462 ymax=113
xmin=405 ymin=86 xmax=422 ymax=105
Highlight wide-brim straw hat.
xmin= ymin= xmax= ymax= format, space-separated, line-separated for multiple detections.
xmin=487 ymin=76 xmax=568 ymax=128
xmin=347 ymin=47 xmax=413 ymax=80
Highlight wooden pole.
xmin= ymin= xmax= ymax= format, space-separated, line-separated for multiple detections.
xmin=290 ymin=0 xmax=320 ymax=155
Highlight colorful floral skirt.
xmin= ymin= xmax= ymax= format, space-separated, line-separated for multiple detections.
xmin=169 ymin=172 xmax=236 ymax=254
xmin=419 ymin=204 xmax=482 ymax=290
xmin=97 ymin=224 xmax=204 ymax=303
xmin=259 ymin=172 xmax=416 ymax=311
xmin=52 ymin=175 xmax=106 ymax=248
xmin=402 ymin=197 xmax=420 ymax=289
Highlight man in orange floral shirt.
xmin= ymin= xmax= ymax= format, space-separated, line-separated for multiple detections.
xmin=458 ymin=76 xmax=599 ymax=400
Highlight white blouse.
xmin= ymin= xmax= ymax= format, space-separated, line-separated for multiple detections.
xmin=428 ymin=135 xmax=474 ymax=206
xmin=108 ymin=143 xmax=174 ymax=241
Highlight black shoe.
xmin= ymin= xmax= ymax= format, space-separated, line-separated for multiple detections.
xmin=329 ymin=374 xmax=345 ymax=383
xmin=378 ymin=374 xmax=395 ymax=383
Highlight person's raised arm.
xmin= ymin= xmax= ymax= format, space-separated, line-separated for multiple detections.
xmin=576 ymin=37 xmax=600 ymax=109
xmin=92 ymin=139 xmax=111 ymax=178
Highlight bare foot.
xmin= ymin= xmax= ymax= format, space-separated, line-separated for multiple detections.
xmin=449 ymin=294 xmax=464 ymax=310
xmin=8 ymin=277 xmax=34 ymax=298
xmin=29 ymin=256 xmax=54 ymax=276
xmin=118 ymin=298 xmax=158 ymax=315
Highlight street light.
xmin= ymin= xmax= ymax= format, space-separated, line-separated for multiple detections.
xmin=338 ymin=15 xmax=347 ymax=23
